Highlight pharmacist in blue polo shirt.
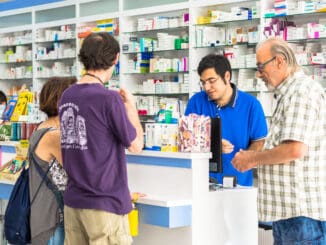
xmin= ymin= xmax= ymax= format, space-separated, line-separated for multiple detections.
xmin=185 ymin=54 xmax=267 ymax=186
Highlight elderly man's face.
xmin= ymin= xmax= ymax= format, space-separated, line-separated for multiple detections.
xmin=256 ymin=44 xmax=284 ymax=90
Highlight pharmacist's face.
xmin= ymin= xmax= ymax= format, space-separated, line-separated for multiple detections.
xmin=200 ymin=68 xmax=230 ymax=101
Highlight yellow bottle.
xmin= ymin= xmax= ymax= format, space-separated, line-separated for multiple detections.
xmin=128 ymin=205 xmax=139 ymax=237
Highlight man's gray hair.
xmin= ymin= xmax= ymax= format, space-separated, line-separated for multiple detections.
xmin=257 ymin=37 xmax=300 ymax=74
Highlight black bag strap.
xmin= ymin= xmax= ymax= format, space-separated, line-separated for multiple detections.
xmin=28 ymin=128 xmax=54 ymax=206
xmin=31 ymin=155 xmax=64 ymax=211
xmin=30 ymin=160 xmax=54 ymax=206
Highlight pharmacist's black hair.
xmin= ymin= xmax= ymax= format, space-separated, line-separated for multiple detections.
xmin=79 ymin=32 xmax=120 ymax=71
xmin=0 ymin=90 xmax=7 ymax=106
xmin=197 ymin=54 xmax=232 ymax=85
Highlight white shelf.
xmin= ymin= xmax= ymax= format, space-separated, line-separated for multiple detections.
xmin=0 ymin=141 xmax=19 ymax=147
xmin=36 ymin=56 xmax=76 ymax=61
xmin=193 ymin=0 xmax=256 ymax=8
xmin=0 ymin=178 xmax=15 ymax=186
xmin=35 ymin=18 xmax=77 ymax=29
xmin=0 ymin=77 xmax=32 ymax=80
xmin=136 ymin=195 xmax=192 ymax=207
xmin=0 ymin=25 xmax=32 ymax=34
xmin=127 ymin=150 xmax=211 ymax=160
xmin=122 ymin=25 xmax=189 ymax=34
xmin=194 ymin=17 xmax=260 ymax=26
xmin=0 ymin=60 xmax=32 ymax=64
xmin=78 ymin=12 xmax=120 ymax=23
xmin=121 ymin=2 xmax=189 ymax=17
xmin=0 ymin=42 xmax=32 ymax=47
xmin=35 ymin=38 xmax=76 ymax=43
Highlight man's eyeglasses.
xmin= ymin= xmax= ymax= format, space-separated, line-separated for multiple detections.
xmin=256 ymin=56 xmax=276 ymax=73
xmin=199 ymin=77 xmax=218 ymax=88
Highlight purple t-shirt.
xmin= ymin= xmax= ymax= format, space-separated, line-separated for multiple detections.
xmin=58 ymin=83 xmax=136 ymax=215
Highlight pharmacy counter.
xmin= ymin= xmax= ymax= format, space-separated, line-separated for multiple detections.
xmin=127 ymin=151 xmax=258 ymax=245
xmin=0 ymin=145 xmax=258 ymax=244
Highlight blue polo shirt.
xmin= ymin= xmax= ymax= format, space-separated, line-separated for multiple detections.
xmin=185 ymin=84 xmax=267 ymax=186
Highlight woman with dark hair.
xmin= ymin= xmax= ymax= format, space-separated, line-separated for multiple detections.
xmin=0 ymin=90 xmax=7 ymax=106
xmin=0 ymin=90 xmax=7 ymax=121
xmin=29 ymin=76 xmax=77 ymax=245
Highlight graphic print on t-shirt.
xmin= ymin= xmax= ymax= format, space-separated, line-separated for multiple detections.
xmin=59 ymin=103 xmax=88 ymax=150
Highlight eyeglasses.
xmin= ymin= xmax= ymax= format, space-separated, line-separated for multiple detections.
xmin=199 ymin=77 xmax=218 ymax=88
xmin=256 ymin=56 xmax=276 ymax=73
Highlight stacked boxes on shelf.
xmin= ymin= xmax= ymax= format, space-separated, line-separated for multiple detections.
xmin=265 ymin=0 xmax=326 ymax=17
xmin=136 ymin=13 xmax=189 ymax=32
xmin=35 ymin=24 xmax=76 ymax=79
xmin=35 ymin=25 xmax=75 ymax=42
xmin=78 ymin=19 xmax=119 ymax=38
xmin=263 ymin=1 xmax=326 ymax=88
xmin=195 ymin=4 xmax=260 ymax=47
xmin=0 ymin=31 xmax=33 ymax=80
xmin=0 ymin=31 xmax=32 ymax=46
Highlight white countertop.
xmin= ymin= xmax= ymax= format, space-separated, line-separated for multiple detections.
xmin=126 ymin=150 xmax=211 ymax=159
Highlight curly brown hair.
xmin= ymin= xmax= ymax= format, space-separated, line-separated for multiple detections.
xmin=39 ymin=76 xmax=77 ymax=117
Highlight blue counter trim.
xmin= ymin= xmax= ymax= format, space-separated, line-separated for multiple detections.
xmin=0 ymin=0 xmax=64 ymax=12
xmin=135 ymin=203 xmax=192 ymax=228
xmin=1 ymin=146 xmax=16 ymax=153
xmin=126 ymin=155 xmax=192 ymax=169
xmin=0 ymin=183 xmax=13 ymax=200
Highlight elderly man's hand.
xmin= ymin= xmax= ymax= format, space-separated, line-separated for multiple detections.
xmin=231 ymin=150 xmax=257 ymax=172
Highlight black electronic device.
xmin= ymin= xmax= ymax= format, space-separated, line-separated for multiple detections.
xmin=209 ymin=117 xmax=222 ymax=173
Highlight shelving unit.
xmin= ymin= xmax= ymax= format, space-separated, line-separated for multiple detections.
xmin=0 ymin=0 xmax=324 ymax=116
xmin=34 ymin=24 xmax=77 ymax=91
xmin=0 ymin=9 xmax=33 ymax=93
xmin=119 ymin=7 xmax=190 ymax=122
xmin=32 ymin=3 xmax=77 ymax=91
xmin=262 ymin=4 xmax=326 ymax=90
xmin=190 ymin=0 xmax=261 ymax=93
xmin=0 ymin=31 xmax=33 ymax=83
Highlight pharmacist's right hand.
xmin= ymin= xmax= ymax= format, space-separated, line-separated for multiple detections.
xmin=222 ymin=139 xmax=234 ymax=153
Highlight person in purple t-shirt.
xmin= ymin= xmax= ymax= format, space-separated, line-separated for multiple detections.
xmin=58 ymin=32 xmax=143 ymax=245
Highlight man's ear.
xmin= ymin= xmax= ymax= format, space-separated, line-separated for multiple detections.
xmin=224 ymin=70 xmax=231 ymax=83
xmin=275 ymin=55 xmax=284 ymax=68
xmin=114 ymin=53 xmax=120 ymax=65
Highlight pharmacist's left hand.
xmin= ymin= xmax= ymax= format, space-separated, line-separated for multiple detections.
xmin=222 ymin=139 xmax=234 ymax=153
xmin=231 ymin=149 xmax=257 ymax=172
